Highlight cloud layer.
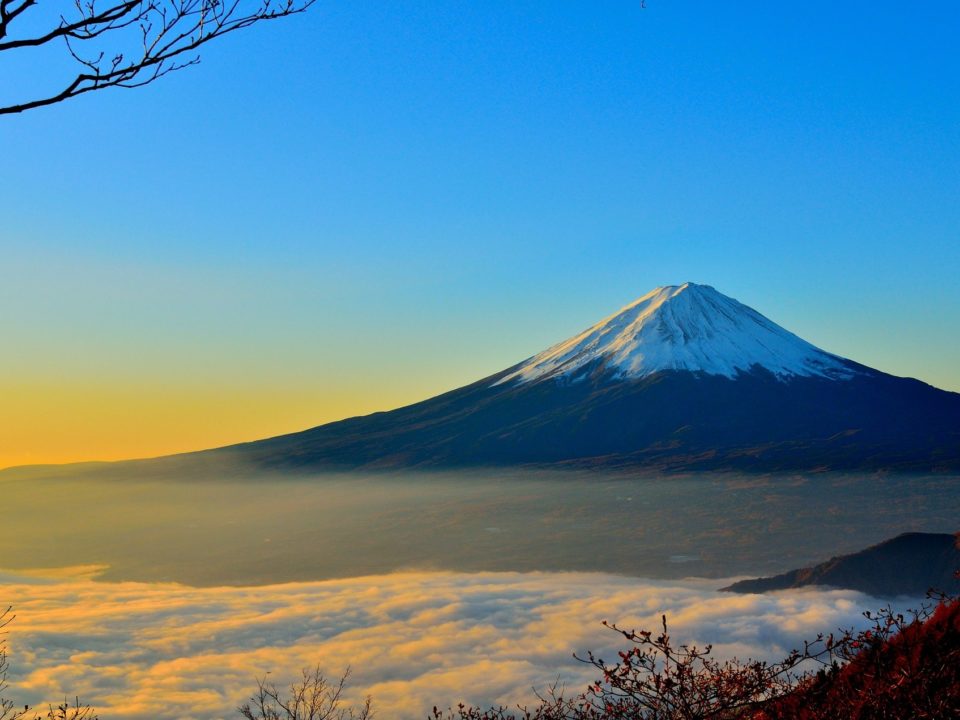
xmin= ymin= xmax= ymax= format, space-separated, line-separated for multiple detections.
xmin=0 ymin=571 xmax=910 ymax=720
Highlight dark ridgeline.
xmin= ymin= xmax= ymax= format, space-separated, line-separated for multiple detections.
xmin=722 ymin=531 xmax=960 ymax=597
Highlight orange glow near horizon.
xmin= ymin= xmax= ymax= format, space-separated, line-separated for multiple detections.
xmin=0 ymin=381 xmax=429 ymax=469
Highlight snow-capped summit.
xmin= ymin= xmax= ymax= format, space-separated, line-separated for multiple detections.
xmin=496 ymin=283 xmax=856 ymax=386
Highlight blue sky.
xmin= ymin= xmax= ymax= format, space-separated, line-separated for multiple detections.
xmin=1 ymin=1 xmax=958 ymax=464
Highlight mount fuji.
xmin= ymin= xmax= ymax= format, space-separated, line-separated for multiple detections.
xmin=222 ymin=283 xmax=959 ymax=473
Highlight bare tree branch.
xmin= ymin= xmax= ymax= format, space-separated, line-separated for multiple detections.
xmin=0 ymin=0 xmax=315 ymax=115
xmin=1 ymin=607 xmax=97 ymax=720
xmin=238 ymin=665 xmax=373 ymax=720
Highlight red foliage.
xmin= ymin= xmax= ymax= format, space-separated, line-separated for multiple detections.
xmin=760 ymin=597 xmax=960 ymax=719
xmin=435 ymin=594 xmax=960 ymax=720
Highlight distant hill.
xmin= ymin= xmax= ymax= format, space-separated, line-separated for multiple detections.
xmin=722 ymin=531 xmax=960 ymax=596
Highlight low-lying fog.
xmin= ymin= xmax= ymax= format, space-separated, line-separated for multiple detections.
xmin=1 ymin=569 xmax=914 ymax=720
xmin=2 ymin=467 xmax=957 ymax=585
xmin=2 ymin=466 xmax=957 ymax=718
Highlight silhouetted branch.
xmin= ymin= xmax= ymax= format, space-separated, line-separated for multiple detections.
xmin=0 ymin=607 xmax=97 ymax=720
xmin=239 ymin=665 xmax=372 ymax=720
xmin=0 ymin=0 xmax=314 ymax=115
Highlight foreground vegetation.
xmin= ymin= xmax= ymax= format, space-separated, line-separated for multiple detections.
xmin=434 ymin=588 xmax=960 ymax=720
xmin=1 ymin=608 xmax=95 ymax=720
xmin=2 ymin=588 xmax=959 ymax=719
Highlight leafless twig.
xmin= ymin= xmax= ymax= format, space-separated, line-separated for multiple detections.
xmin=0 ymin=0 xmax=314 ymax=114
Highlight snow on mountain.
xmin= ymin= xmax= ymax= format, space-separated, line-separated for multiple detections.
xmin=496 ymin=283 xmax=857 ymax=386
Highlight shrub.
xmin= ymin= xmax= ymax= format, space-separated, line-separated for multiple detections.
xmin=0 ymin=607 xmax=97 ymax=720
xmin=434 ymin=590 xmax=960 ymax=720
xmin=238 ymin=666 xmax=372 ymax=720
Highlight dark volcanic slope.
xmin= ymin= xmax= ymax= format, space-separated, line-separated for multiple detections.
xmin=722 ymin=532 xmax=960 ymax=596
xmin=217 ymin=361 xmax=960 ymax=473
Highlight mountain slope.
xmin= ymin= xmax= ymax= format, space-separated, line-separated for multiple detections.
xmin=722 ymin=532 xmax=960 ymax=596
xmin=216 ymin=283 xmax=960 ymax=473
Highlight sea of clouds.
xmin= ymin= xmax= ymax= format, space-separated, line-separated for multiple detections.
xmin=0 ymin=570 xmax=911 ymax=720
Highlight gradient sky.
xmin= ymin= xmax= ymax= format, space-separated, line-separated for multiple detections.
xmin=1 ymin=1 xmax=958 ymax=468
